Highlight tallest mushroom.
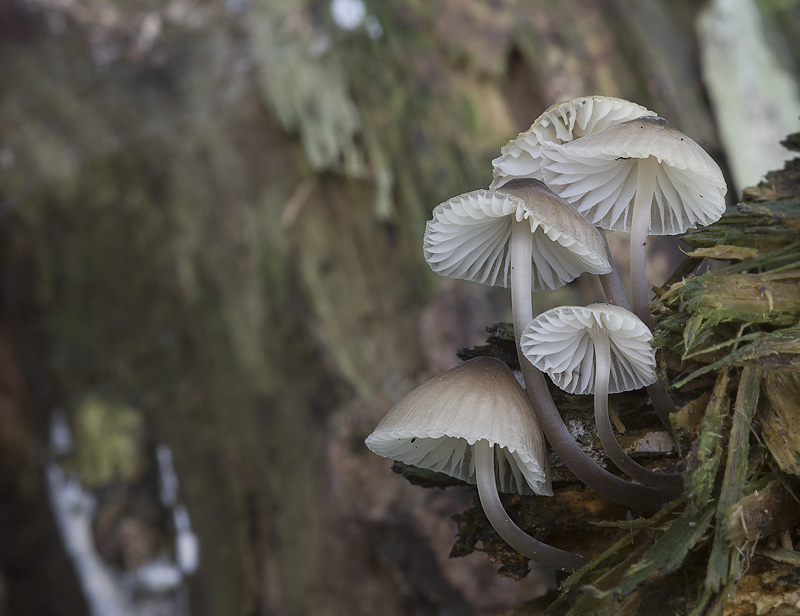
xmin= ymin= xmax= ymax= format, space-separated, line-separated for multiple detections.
xmin=540 ymin=116 xmax=727 ymax=328
xmin=491 ymin=95 xmax=656 ymax=190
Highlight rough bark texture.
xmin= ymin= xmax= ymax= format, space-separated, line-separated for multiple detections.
xmin=1 ymin=1 xmax=799 ymax=615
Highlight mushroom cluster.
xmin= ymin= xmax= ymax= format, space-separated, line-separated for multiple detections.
xmin=366 ymin=96 xmax=727 ymax=572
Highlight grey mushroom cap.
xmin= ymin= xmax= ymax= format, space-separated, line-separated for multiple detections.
xmin=490 ymin=96 xmax=656 ymax=190
xmin=364 ymin=357 xmax=552 ymax=496
xmin=540 ymin=116 xmax=727 ymax=235
xmin=423 ymin=179 xmax=611 ymax=291
xmin=520 ymin=303 xmax=657 ymax=395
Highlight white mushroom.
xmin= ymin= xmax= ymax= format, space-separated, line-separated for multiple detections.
xmin=424 ymin=178 xmax=611 ymax=348
xmin=423 ymin=179 xmax=611 ymax=292
xmin=540 ymin=116 xmax=727 ymax=328
xmin=491 ymin=96 xmax=656 ymax=190
xmin=521 ymin=304 xmax=682 ymax=491
xmin=365 ymin=357 xmax=587 ymax=571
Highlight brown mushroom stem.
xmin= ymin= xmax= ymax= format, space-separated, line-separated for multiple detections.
xmin=474 ymin=439 xmax=588 ymax=572
xmin=509 ymin=221 xmax=669 ymax=510
xmin=629 ymin=157 xmax=658 ymax=329
xmin=593 ymin=334 xmax=682 ymax=491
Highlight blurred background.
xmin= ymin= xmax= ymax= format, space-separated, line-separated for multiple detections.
xmin=1 ymin=0 xmax=799 ymax=614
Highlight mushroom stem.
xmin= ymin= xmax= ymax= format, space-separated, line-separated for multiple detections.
xmin=597 ymin=222 xmax=676 ymax=429
xmin=509 ymin=221 xmax=669 ymax=510
xmin=646 ymin=381 xmax=678 ymax=430
xmin=474 ymin=439 xmax=588 ymax=572
xmin=629 ymin=156 xmax=658 ymax=329
xmin=598 ymin=232 xmax=632 ymax=311
xmin=593 ymin=335 xmax=682 ymax=491
xmin=509 ymin=220 xmax=534 ymax=343
xmin=518 ymin=360 xmax=669 ymax=510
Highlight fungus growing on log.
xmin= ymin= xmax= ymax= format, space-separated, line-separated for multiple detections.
xmin=521 ymin=303 xmax=682 ymax=492
xmin=540 ymin=116 xmax=727 ymax=329
xmin=491 ymin=96 xmax=656 ymax=190
xmin=365 ymin=357 xmax=588 ymax=571
xmin=423 ymin=179 xmax=668 ymax=509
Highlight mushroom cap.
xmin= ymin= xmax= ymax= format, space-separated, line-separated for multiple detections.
xmin=490 ymin=96 xmax=656 ymax=190
xmin=423 ymin=178 xmax=611 ymax=291
xmin=364 ymin=357 xmax=552 ymax=496
xmin=520 ymin=303 xmax=657 ymax=395
xmin=540 ymin=116 xmax=728 ymax=235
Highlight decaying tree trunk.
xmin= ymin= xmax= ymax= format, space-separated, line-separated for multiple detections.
xmin=1 ymin=1 xmax=799 ymax=615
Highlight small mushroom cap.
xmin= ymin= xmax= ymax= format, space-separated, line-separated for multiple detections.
xmin=423 ymin=179 xmax=611 ymax=291
xmin=364 ymin=357 xmax=552 ymax=496
xmin=520 ymin=303 xmax=657 ymax=395
xmin=491 ymin=96 xmax=656 ymax=190
xmin=540 ymin=116 xmax=727 ymax=235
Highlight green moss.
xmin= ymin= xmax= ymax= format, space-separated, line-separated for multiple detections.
xmin=65 ymin=397 xmax=147 ymax=488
